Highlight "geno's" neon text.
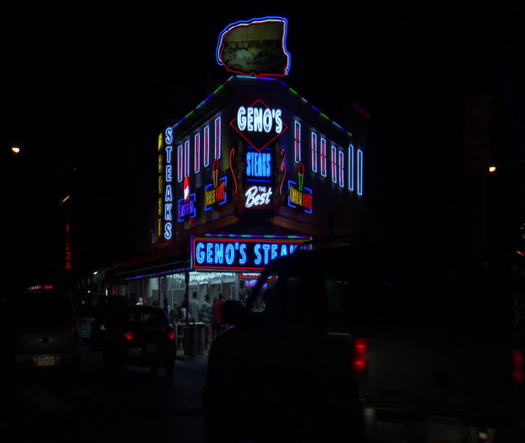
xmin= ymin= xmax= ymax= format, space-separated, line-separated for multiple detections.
xmin=237 ymin=106 xmax=283 ymax=134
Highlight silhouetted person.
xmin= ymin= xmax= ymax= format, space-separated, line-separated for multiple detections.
xmin=204 ymin=300 xmax=249 ymax=443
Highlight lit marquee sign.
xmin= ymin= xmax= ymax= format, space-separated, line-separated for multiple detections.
xmin=288 ymin=163 xmax=313 ymax=214
xmin=216 ymin=16 xmax=291 ymax=77
xmin=205 ymin=160 xmax=228 ymax=211
xmin=245 ymin=147 xmax=273 ymax=209
xmin=191 ymin=235 xmax=311 ymax=271
xmin=230 ymin=99 xmax=288 ymax=152
xmin=178 ymin=176 xmax=197 ymax=222
xmin=246 ymin=150 xmax=272 ymax=179
xmin=162 ymin=128 xmax=175 ymax=240
xmin=205 ymin=179 xmax=227 ymax=209
xmin=245 ymin=185 xmax=272 ymax=208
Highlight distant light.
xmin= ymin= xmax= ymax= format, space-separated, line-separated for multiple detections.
xmin=489 ymin=165 xmax=497 ymax=173
xmin=93 ymin=271 xmax=98 ymax=276
xmin=11 ymin=146 xmax=21 ymax=155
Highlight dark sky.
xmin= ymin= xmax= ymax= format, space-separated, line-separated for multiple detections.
xmin=1 ymin=2 xmax=521 ymax=286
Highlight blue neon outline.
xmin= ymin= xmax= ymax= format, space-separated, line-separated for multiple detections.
xmin=247 ymin=178 xmax=272 ymax=183
xmin=204 ymin=176 xmax=228 ymax=211
xmin=165 ymin=127 xmax=173 ymax=145
xmin=177 ymin=145 xmax=183 ymax=183
xmin=320 ymin=138 xmax=327 ymax=177
xmin=348 ymin=144 xmax=355 ymax=192
xmin=201 ymin=233 xmax=308 ymax=240
xmin=246 ymin=149 xmax=272 ymax=180
xmin=214 ymin=116 xmax=222 ymax=159
xmin=311 ymin=131 xmax=318 ymax=173
xmin=288 ymin=179 xmax=313 ymax=214
xmin=338 ymin=150 xmax=345 ymax=188
xmin=331 ymin=145 xmax=337 ymax=184
xmin=163 ymin=221 xmax=173 ymax=240
xmin=177 ymin=193 xmax=197 ymax=222
xmin=216 ymin=16 xmax=291 ymax=77
xmin=184 ymin=139 xmax=190 ymax=177
xmin=357 ymin=149 xmax=364 ymax=196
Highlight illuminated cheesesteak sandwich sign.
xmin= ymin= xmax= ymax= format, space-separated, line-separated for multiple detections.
xmin=191 ymin=235 xmax=310 ymax=271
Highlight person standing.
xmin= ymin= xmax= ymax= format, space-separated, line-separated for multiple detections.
xmin=200 ymin=294 xmax=212 ymax=349
xmin=178 ymin=301 xmax=190 ymax=323
xmin=212 ymin=294 xmax=224 ymax=340
xmin=189 ymin=292 xmax=201 ymax=322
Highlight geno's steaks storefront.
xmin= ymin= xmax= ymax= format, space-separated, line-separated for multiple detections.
xmin=114 ymin=17 xmax=370 ymax=309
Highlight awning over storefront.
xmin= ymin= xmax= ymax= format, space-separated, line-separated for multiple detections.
xmin=114 ymin=248 xmax=190 ymax=281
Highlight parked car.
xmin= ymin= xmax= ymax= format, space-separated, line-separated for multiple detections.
xmin=204 ymin=240 xmax=522 ymax=442
xmin=2 ymin=292 xmax=80 ymax=373
xmin=93 ymin=304 xmax=176 ymax=377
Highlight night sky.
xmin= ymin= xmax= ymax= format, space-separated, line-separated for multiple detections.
xmin=1 ymin=2 xmax=522 ymax=287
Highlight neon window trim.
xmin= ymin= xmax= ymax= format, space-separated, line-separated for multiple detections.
xmin=348 ymin=144 xmax=354 ymax=191
xmin=320 ymin=138 xmax=327 ymax=177
xmin=177 ymin=145 xmax=183 ymax=183
xmin=215 ymin=116 xmax=222 ymax=159
xmin=184 ymin=140 xmax=190 ymax=177
xmin=294 ymin=120 xmax=302 ymax=163
xmin=357 ymin=149 xmax=364 ymax=196
xmin=194 ymin=133 xmax=201 ymax=173
xmin=338 ymin=150 xmax=345 ymax=188
xmin=331 ymin=145 xmax=337 ymax=183
xmin=311 ymin=131 xmax=318 ymax=172
xmin=203 ymin=125 xmax=210 ymax=167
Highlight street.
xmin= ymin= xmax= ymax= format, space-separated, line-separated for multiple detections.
xmin=0 ymin=348 xmax=207 ymax=443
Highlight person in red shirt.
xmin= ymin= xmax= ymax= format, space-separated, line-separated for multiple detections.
xmin=212 ymin=294 xmax=224 ymax=340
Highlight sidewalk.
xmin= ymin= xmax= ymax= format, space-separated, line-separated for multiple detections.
xmin=176 ymin=349 xmax=209 ymax=363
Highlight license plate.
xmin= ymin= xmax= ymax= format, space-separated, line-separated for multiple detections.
xmin=35 ymin=355 xmax=56 ymax=367
xmin=426 ymin=417 xmax=461 ymax=443
xmin=144 ymin=344 xmax=156 ymax=353
xmin=129 ymin=347 xmax=142 ymax=356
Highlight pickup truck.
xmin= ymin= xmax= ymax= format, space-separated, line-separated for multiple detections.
xmin=204 ymin=240 xmax=523 ymax=442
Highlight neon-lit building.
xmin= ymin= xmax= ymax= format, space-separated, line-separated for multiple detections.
xmin=112 ymin=17 xmax=371 ymax=308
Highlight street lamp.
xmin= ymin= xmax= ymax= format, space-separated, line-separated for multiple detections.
xmin=10 ymin=145 xmax=21 ymax=155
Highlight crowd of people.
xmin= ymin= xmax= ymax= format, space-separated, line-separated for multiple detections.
xmin=169 ymin=293 xmax=239 ymax=350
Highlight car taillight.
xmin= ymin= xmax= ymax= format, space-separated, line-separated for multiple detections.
xmin=124 ymin=331 xmax=134 ymax=341
xmin=168 ymin=330 xmax=176 ymax=341
xmin=353 ymin=337 xmax=369 ymax=373
xmin=513 ymin=349 xmax=523 ymax=384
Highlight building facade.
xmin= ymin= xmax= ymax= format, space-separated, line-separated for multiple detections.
xmin=111 ymin=75 xmax=371 ymax=311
